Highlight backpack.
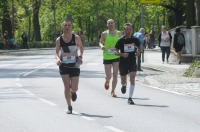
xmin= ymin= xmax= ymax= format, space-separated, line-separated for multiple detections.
xmin=177 ymin=33 xmax=185 ymax=45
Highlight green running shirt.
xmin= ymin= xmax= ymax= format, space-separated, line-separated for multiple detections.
xmin=103 ymin=30 xmax=119 ymax=60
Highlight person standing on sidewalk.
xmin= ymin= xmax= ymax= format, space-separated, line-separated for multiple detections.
xmin=99 ymin=19 xmax=122 ymax=97
xmin=55 ymin=20 xmax=84 ymax=114
xmin=133 ymin=28 xmax=145 ymax=71
xmin=158 ymin=25 xmax=172 ymax=64
xmin=115 ymin=23 xmax=140 ymax=104
xmin=173 ymin=27 xmax=185 ymax=64
xmin=149 ymin=27 xmax=155 ymax=49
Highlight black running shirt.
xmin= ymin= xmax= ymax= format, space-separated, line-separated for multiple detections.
xmin=115 ymin=36 xmax=140 ymax=63
xmin=60 ymin=34 xmax=79 ymax=68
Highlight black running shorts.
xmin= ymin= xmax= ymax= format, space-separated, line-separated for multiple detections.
xmin=103 ymin=58 xmax=119 ymax=64
xmin=59 ymin=64 xmax=80 ymax=77
xmin=119 ymin=63 xmax=137 ymax=76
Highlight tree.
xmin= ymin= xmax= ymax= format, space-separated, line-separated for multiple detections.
xmin=186 ymin=0 xmax=195 ymax=28
xmin=1 ymin=0 xmax=13 ymax=38
xmin=196 ymin=0 xmax=200 ymax=26
xmin=32 ymin=0 xmax=41 ymax=41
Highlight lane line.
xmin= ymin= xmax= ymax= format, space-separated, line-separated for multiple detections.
xmin=73 ymin=111 xmax=95 ymax=121
xmin=22 ymin=62 xmax=54 ymax=77
xmin=37 ymin=98 xmax=57 ymax=106
xmin=16 ymin=82 xmax=23 ymax=87
xmin=104 ymin=126 xmax=124 ymax=132
xmin=22 ymin=89 xmax=35 ymax=96
xmin=138 ymin=82 xmax=185 ymax=96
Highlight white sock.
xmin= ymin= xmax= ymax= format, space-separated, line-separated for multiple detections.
xmin=129 ymin=85 xmax=135 ymax=98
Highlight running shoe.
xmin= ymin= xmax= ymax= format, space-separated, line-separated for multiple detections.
xmin=104 ymin=81 xmax=109 ymax=90
xmin=71 ymin=92 xmax=77 ymax=102
xmin=121 ymin=85 xmax=126 ymax=94
xmin=128 ymin=98 xmax=134 ymax=105
xmin=66 ymin=106 xmax=72 ymax=114
xmin=111 ymin=91 xmax=117 ymax=97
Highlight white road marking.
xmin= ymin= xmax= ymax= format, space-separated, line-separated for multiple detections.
xmin=15 ymin=77 xmax=20 ymax=82
xmin=73 ymin=111 xmax=95 ymax=121
xmin=104 ymin=126 xmax=124 ymax=132
xmin=16 ymin=82 xmax=23 ymax=87
xmin=37 ymin=98 xmax=57 ymax=106
xmin=22 ymin=62 xmax=54 ymax=77
xmin=22 ymin=89 xmax=35 ymax=96
xmin=139 ymin=82 xmax=185 ymax=96
xmin=87 ymin=63 xmax=99 ymax=65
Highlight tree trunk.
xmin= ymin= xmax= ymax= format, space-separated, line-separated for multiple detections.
xmin=124 ymin=0 xmax=128 ymax=23
xmin=196 ymin=0 xmax=200 ymax=26
xmin=186 ymin=0 xmax=195 ymax=28
xmin=2 ymin=0 xmax=13 ymax=38
xmin=32 ymin=0 xmax=41 ymax=41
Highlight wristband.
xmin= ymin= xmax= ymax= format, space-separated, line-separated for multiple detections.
xmin=78 ymin=56 xmax=82 ymax=58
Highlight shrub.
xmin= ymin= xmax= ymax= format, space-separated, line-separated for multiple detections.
xmin=184 ymin=60 xmax=200 ymax=77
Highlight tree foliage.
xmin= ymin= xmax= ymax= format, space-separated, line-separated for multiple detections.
xmin=0 ymin=0 xmax=199 ymax=44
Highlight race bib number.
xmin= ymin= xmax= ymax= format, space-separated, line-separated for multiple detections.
xmin=108 ymin=48 xmax=115 ymax=54
xmin=124 ymin=43 xmax=135 ymax=52
xmin=63 ymin=53 xmax=76 ymax=63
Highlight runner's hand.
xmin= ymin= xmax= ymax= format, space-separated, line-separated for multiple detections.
xmin=56 ymin=59 xmax=62 ymax=66
xmin=101 ymin=46 xmax=105 ymax=50
xmin=123 ymin=53 xmax=129 ymax=58
xmin=78 ymin=57 xmax=83 ymax=65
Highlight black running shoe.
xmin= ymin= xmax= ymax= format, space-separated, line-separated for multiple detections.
xmin=121 ymin=85 xmax=126 ymax=94
xmin=71 ymin=92 xmax=77 ymax=102
xmin=128 ymin=98 xmax=134 ymax=105
xmin=66 ymin=106 xmax=72 ymax=114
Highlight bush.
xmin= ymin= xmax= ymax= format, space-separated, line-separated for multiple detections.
xmin=27 ymin=41 xmax=55 ymax=48
xmin=184 ymin=60 xmax=200 ymax=77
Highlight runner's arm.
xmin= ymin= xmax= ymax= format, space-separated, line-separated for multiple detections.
xmin=55 ymin=37 xmax=61 ymax=65
xmin=99 ymin=32 xmax=106 ymax=50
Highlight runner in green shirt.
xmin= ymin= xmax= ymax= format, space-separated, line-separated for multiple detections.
xmin=99 ymin=19 xmax=122 ymax=97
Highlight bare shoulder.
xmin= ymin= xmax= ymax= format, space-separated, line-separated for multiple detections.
xmin=56 ymin=36 xmax=61 ymax=44
xmin=74 ymin=34 xmax=81 ymax=41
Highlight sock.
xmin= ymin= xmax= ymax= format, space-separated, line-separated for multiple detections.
xmin=129 ymin=85 xmax=135 ymax=98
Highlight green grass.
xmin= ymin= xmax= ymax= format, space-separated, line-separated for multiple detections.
xmin=184 ymin=60 xmax=200 ymax=77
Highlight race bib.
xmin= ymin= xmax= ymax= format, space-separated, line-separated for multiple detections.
xmin=108 ymin=48 xmax=115 ymax=54
xmin=63 ymin=53 xmax=76 ymax=63
xmin=124 ymin=43 xmax=135 ymax=52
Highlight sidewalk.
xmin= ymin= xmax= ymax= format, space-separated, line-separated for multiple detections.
xmin=140 ymin=48 xmax=200 ymax=100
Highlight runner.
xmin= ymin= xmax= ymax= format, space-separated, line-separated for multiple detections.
xmin=115 ymin=23 xmax=140 ymax=104
xmin=99 ymin=19 xmax=122 ymax=97
xmin=55 ymin=20 xmax=84 ymax=114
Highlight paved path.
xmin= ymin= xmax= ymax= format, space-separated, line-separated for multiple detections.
xmin=140 ymin=48 xmax=200 ymax=100
xmin=1 ymin=48 xmax=200 ymax=100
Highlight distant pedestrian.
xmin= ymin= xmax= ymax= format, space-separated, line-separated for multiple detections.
xmin=133 ymin=28 xmax=145 ymax=71
xmin=3 ymin=31 xmax=10 ymax=49
xmin=149 ymin=27 xmax=155 ymax=49
xmin=99 ymin=19 xmax=122 ymax=97
xmin=55 ymin=20 xmax=84 ymax=114
xmin=21 ymin=32 xmax=28 ymax=49
xmin=173 ymin=27 xmax=185 ymax=64
xmin=158 ymin=26 xmax=172 ymax=64
xmin=115 ymin=23 xmax=140 ymax=104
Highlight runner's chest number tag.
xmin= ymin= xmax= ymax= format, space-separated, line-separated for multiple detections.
xmin=63 ymin=53 xmax=76 ymax=63
xmin=124 ymin=44 xmax=135 ymax=52
xmin=108 ymin=48 xmax=115 ymax=54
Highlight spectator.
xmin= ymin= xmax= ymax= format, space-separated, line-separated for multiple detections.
xmin=133 ymin=28 xmax=145 ymax=71
xmin=158 ymin=25 xmax=172 ymax=64
xmin=173 ymin=27 xmax=185 ymax=64
xmin=21 ymin=32 xmax=28 ymax=49
xmin=149 ymin=27 xmax=155 ymax=49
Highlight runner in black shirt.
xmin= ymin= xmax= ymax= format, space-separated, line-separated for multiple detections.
xmin=115 ymin=23 xmax=140 ymax=104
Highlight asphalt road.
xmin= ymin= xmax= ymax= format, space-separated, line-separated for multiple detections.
xmin=0 ymin=48 xmax=200 ymax=132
